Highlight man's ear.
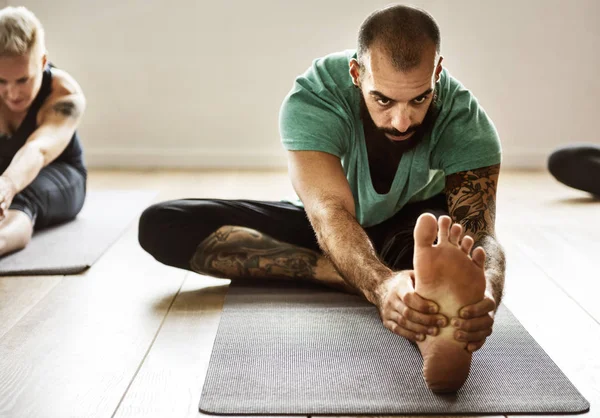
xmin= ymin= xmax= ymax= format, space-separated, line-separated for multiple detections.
xmin=349 ymin=58 xmax=362 ymax=87
xmin=435 ymin=56 xmax=444 ymax=82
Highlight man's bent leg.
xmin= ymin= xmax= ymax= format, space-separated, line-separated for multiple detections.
xmin=548 ymin=144 xmax=600 ymax=196
xmin=191 ymin=225 xmax=354 ymax=292
xmin=138 ymin=199 xmax=354 ymax=292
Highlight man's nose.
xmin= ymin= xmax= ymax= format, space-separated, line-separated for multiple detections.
xmin=391 ymin=109 xmax=411 ymax=133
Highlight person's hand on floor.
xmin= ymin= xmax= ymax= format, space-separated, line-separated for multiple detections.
xmin=0 ymin=175 xmax=17 ymax=222
xmin=451 ymin=290 xmax=496 ymax=352
xmin=376 ymin=270 xmax=448 ymax=343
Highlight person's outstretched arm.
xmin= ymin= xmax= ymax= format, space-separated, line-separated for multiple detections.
xmin=288 ymin=150 xmax=447 ymax=343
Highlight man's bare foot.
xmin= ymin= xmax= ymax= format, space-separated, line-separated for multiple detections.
xmin=413 ymin=213 xmax=486 ymax=392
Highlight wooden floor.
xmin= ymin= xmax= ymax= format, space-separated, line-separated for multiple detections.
xmin=0 ymin=168 xmax=598 ymax=418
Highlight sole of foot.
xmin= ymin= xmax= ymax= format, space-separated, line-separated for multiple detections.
xmin=413 ymin=213 xmax=486 ymax=393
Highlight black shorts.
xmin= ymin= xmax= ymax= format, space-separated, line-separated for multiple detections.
xmin=138 ymin=194 xmax=448 ymax=272
xmin=9 ymin=162 xmax=87 ymax=230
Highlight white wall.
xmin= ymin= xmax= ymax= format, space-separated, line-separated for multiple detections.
xmin=8 ymin=0 xmax=600 ymax=169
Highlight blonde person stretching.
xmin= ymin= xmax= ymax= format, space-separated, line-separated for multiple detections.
xmin=0 ymin=6 xmax=86 ymax=257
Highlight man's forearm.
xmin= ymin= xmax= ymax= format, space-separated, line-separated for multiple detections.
xmin=475 ymin=234 xmax=506 ymax=309
xmin=308 ymin=203 xmax=391 ymax=304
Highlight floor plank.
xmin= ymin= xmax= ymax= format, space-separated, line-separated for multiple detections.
xmin=506 ymin=224 xmax=600 ymax=325
xmin=501 ymin=235 xmax=599 ymax=417
xmin=113 ymin=273 xmax=293 ymax=418
xmin=112 ymin=274 xmax=230 ymax=418
xmin=0 ymin=275 xmax=62 ymax=340
xmin=0 ymin=225 xmax=187 ymax=418
xmin=556 ymin=224 xmax=600 ymax=271
xmin=495 ymin=171 xmax=599 ymax=228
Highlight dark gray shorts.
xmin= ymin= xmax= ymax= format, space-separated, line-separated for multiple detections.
xmin=9 ymin=162 xmax=87 ymax=230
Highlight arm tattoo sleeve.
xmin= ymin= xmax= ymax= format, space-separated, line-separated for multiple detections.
xmin=446 ymin=164 xmax=505 ymax=308
xmin=445 ymin=164 xmax=500 ymax=239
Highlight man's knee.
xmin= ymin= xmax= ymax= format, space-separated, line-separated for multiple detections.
xmin=548 ymin=147 xmax=575 ymax=182
xmin=138 ymin=202 xmax=175 ymax=261
xmin=138 ymin=199 xmax=223 ymax=270
xmin=548 ymin=145 xmax=598 ymax=182
xmin=378 ymin=208 xmax=447 ymax=271
xmin=379 ymin=230 xmax=415 ymax=271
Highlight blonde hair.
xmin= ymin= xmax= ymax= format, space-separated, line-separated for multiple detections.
xmin=0 ymin=6 xmax=45 ymax=57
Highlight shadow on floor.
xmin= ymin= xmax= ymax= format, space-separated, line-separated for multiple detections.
xmin=152 ymin=283 xmax=229 ymax=314
xmin=552 ymin=195 xmax=600 ymax=205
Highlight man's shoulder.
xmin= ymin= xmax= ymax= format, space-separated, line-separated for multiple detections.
xmin=299 ymin=49 xmax=356 ymax=91
xmin=427 ymin=68 xmax=502 ymax=175
xmin=280 ymin=50 xmax=359 ymax=157
xmin=313 ymin=49 xmax=356 ymax=68
xmin=431 ymin=68 xmax=486 ymax=131
xmin=436 ymin=68 xmax=468 ymax=107
xmin=284 ymin=49 xmax=360 ymax=121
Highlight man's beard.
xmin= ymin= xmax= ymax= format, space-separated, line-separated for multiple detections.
xmin=359 ymin=92 xmax=438 ymax=153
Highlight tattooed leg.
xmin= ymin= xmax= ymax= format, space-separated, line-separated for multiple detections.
xmin=413 ymin=214 xmax=486 ymax=393
xmin=189 ymin=225 xmax=356 ymax=293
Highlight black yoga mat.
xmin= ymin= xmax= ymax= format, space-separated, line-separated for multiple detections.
xmin=199 ymin=281 xmax=589 ymax=415
xmin=0 ymin=190 xmax=156 ymax=276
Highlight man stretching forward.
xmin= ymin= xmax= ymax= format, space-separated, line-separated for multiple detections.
xmin=139 ymin=4 xmax=505 ymax=392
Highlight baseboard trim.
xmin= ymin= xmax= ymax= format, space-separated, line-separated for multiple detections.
xmin=501 ymin=149 xmax=550 ymax=170
xmin=84 ymin=147 xmax=551 ymax=170
xmin=85 ymin=147 xmax=288 ymax=169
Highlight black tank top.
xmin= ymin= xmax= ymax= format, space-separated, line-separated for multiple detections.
xmin=0 ymin=65 xmax=86 ymax=176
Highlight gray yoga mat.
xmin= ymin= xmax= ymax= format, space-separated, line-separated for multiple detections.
xmin=200 ymin=281 xmax=590 ymax=415
xmin=0 ymin=190 xmax=156 ymax=276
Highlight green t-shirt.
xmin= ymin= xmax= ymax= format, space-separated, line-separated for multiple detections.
xmin=279 ymin=50 xmax=501 ymax=227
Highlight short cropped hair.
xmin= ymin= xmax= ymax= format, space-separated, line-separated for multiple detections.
xmin=0 ymin=6 xmax=45 ymax=57
xmin=357 ymin=4 xmax=441 ymax=71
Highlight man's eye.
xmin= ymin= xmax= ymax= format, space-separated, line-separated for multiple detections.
xmin=376 ymin=98 xmax=391 ymax=106
xmin=17 ymin=79 xmax=28 ymax=84
xmin=413 ymin=96 xmax=427 ymax=105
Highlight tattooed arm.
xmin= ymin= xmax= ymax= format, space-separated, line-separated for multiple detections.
xmin=284 ymin=150 xmax=445 ymax=343
xmin=1 ymin=68 xmax=85 ymax=197
xmin=445 ymin=163 xmax=505 ymax=351
xmin=286 ymin=150 xmax=392 ymax=299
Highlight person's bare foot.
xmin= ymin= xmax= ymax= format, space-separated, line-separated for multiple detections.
xmin=413 ymin=213 xmax=486 ymax=392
